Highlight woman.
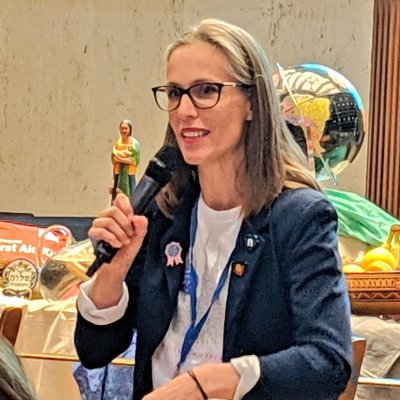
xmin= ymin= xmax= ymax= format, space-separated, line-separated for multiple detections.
xmin=0 ymin=338 xmax=38 ymax=400
xmin=75 ymin=19 xmax=352 ymax=400
xmin=111 ymin=119 xmax=141 ymax=202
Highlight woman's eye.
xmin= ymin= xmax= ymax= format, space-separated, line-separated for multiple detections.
xmin=167 ymin=87 xmax=181 ymax=100
xmin=197 ymin=83 xmax=219 ymax=97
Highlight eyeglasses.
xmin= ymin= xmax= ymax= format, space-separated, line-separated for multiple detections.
xmin=151 ymin=82 xmax=250 ymax=111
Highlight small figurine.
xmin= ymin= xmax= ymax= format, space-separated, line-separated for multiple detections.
xmin=111 ymin=119 xmax=140 ymax=202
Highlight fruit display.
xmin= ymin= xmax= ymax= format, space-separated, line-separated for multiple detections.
xmin=343 ymin=224 xmax=400 ymax=273
xmin=344 ymin=225 xmax=400 ymax=315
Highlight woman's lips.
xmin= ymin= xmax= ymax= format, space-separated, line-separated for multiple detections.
xmin=181 ymin=128 xmax=210 ymax=138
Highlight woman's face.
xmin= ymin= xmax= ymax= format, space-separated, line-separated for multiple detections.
xmin=167 ymin=41 xmax=252 ymax=170
xmin=119 ymin=123 xmax=131 ymax=138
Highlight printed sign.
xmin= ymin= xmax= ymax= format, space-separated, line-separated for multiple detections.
xmin=0 ymin=221 xmax=73 ymax=270
xmin=2 ymin=258 xmax=38 ymax=298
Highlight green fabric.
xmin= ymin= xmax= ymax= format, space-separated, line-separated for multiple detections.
xmin=325 ymin=188 xmax=400 ymax=247
xmin=117 ymin=164 xmax=130 ymax=197
xmin=132 ymin=138 xmax=141 ymax=167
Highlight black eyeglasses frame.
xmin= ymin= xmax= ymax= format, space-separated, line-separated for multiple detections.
xmin=151 ymin=82 xmax=251 ymax=111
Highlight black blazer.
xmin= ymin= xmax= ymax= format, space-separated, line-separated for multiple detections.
xmin=75 ymin=184 xmax=352 ymax=400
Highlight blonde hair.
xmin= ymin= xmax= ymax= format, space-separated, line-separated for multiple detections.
xmin=0 ymin=338 xmax=37 ymax=400
xmin=158 ymin=18 xmax=320 ymax=217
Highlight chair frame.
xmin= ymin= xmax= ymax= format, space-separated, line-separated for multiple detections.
xmin=0 ymin=306 xmax=23 ymax=347
xmin=338 ymin=336 xmax=367 ymax=400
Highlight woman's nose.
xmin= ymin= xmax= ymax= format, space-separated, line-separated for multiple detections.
xmin=176 ymin=94 xmax=198 ymax=117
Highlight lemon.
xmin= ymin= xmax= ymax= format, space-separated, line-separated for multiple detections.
xmin=360 ymin=247 xmax=397 ymax=270
xmin=343 ymin=264 xmax=365 ymax=273
xmin=363 ymin=259 xmax=393 ymax=272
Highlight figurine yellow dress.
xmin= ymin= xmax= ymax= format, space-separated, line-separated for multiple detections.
xmin=111 ymin=120 xmax=140 ymax=201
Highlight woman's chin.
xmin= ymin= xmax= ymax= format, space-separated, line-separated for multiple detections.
xmin=183 ymin=158 xmax=200 ymax=167
xmin=180 ymin=152 xmax=203 ymax=167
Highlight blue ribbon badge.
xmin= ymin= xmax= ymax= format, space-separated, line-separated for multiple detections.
xmin=165 ymin=241 xmax=183 ymax=267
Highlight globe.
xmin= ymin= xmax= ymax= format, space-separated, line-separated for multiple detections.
xmin=274 ymin=63 xmax=366 ymax=182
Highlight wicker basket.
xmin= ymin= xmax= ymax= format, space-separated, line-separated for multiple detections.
xmin=345 ymin=271 xmax=400 ymax=315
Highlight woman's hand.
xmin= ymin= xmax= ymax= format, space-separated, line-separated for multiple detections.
xmin=143 ymin=363 xmax=240 ymax=400
xmin=87 ymin=193 xmax=148 ymax=309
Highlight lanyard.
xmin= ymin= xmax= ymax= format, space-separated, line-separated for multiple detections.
xmin=177 ymin=198 xmax=230 ymax=370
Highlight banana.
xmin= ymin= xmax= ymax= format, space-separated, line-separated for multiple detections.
xmin=360 ymin=224 xmax=400 ymax=271
xmin=390 ymin=225 xmax=400 ymax=269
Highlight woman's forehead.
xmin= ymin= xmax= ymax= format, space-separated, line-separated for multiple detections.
xmin=166 ymin=42 xmax=231 ymax=84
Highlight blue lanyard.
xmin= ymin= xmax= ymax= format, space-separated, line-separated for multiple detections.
xmin=177 ymin=198 xmax=230 ymax=370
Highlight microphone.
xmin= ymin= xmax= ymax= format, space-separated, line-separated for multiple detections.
xmin=86 ymin=144 xmax=183 ymax=277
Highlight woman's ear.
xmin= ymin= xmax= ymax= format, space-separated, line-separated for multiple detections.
xmin=246 ymin=108 xmax=253 ymax=121
xmin=244 ymin=94 xmax=253 ymax=121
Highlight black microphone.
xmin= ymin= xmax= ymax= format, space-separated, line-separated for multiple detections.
xmin=86 ymin=144 xmax=183 ymax=277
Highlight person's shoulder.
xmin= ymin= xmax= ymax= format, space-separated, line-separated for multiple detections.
xmin=272 ymin=188 xmax=334 ymax=216
xmin=267 ymin=188 xmax=337 ymax=240
xmin=131 ymin=136 xmax=140 ymax=145
xmin=279 ymin=187 xmax=328 ymax=204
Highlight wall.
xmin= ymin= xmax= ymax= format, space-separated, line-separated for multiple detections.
xmin=0 ymin=0 xmax=374 ymax=216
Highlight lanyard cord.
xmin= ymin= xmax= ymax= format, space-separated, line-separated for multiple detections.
xmin=177 ymin=198 xmax=230 ymax=370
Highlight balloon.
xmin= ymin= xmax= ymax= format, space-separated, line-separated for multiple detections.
xmin=274 ymin=63 xmax=366 ymax=182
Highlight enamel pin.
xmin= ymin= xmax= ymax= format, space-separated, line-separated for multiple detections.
xmin=165 ymin=242 xmax=183 ymax=267
xmin=244 ymin=233 xmax=260 ymax=251
xmin=232 ymin=262 xmax=246 ymax=277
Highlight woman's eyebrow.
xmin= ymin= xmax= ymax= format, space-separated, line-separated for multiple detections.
xmin=164 ymin=79 xmax=213 ymax=87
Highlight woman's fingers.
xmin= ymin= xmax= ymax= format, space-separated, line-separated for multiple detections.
xmin=88 ymin=224 xmax=126 ymax=248
xmin=89 ymin=194 xmax=135 ymax=247
xmin=130 ymin=215 xmax=148 ymax=238
xmin=90 ymin=215 xmax=131 ymax=247
xmin=112 ymin=216 xmax=148 ymax=266
xmin=88 ymin=193 xmax=149 ymax=263
xmin=112 ymin=193 xmax=134 ymax=219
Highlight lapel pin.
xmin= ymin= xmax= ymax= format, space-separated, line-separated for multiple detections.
xmin=232 ymin=262 xmax=247 ymax=277
xmin=244 ymin=233 xmax=260 ymax=251
xmin=165 ymin=241 xmax=183 ymax=267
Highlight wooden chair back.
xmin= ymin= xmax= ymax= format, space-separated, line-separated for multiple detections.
xmin=338 ymin=336 xmax=367 ymax=400
xmin=0 ymin=306 xmax=23 ymax=347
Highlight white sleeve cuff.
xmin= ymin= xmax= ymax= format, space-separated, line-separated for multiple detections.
xmin=77 ymin=278 xmax=129 ymax=326
xmin=230 ymin=355 xmax=261 ymax=400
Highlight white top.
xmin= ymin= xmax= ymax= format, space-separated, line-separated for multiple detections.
xmin=78 ymin=195 xmax=260 ymax=399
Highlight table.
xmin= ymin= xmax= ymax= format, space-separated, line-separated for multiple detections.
xmin=1 ymin=291 xmax=136 ymax=400
xmin=3 ymin=292 xmax=400 ymax=400
xmin=352 ymin=314 xmax=400 ymax=399
xmin=0 ymin=293 xmax=81 ymax=400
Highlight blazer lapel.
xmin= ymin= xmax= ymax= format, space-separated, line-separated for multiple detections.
xmin=159 ymin=220 xmax=188 ymax=302
xmin=159 ymin=187 xmax=199 ymax=303
xmin=223 ymin=208 xmax=271 ymax=359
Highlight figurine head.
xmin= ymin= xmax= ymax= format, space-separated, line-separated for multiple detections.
xmin=119 ymin=119 xmax=133 ymax=137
